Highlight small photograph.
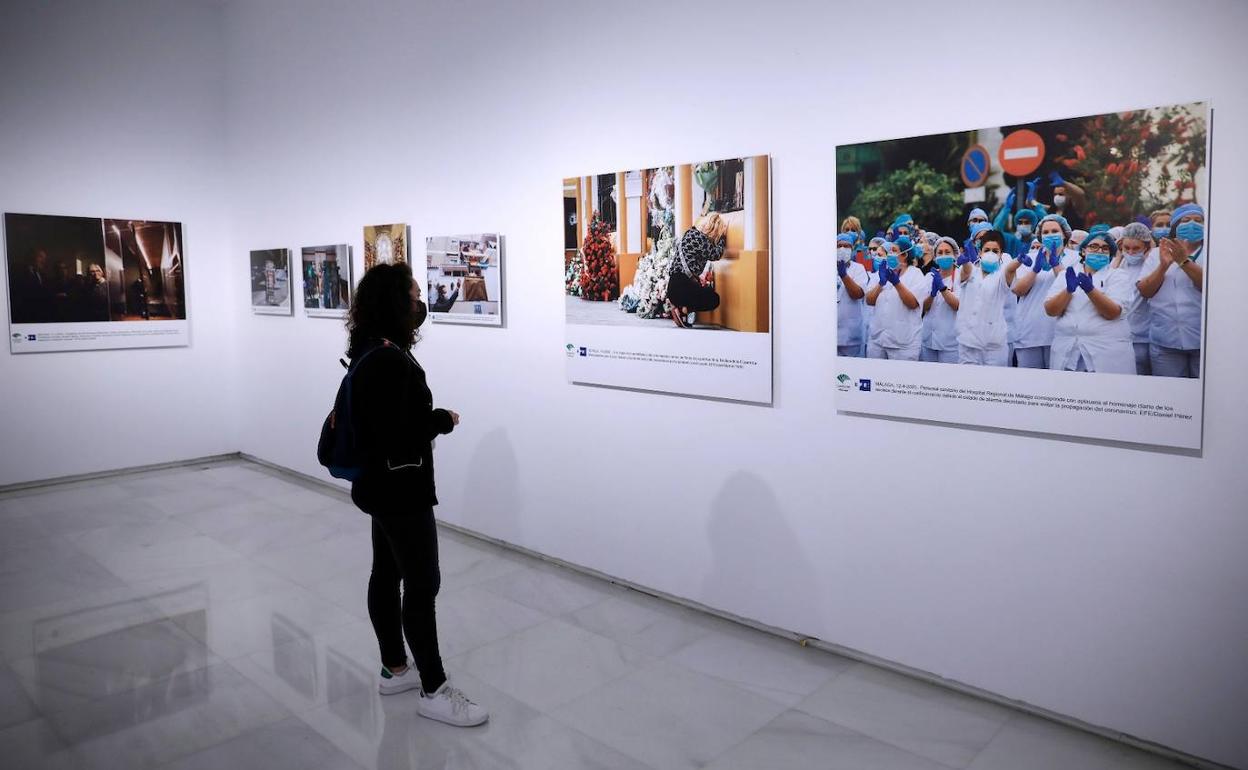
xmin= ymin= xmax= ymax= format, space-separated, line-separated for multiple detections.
xmin=563 ymin=156 xmax=771 ymax=332
xmin=102 ymin=219 xmax=186 ymax=321
xmin=5 ymin=212 xmax=109 ymax=323
xmin=363 ymin=223 xmax=408 ymax=270
xmin=301 ymin=244 xmax=352 ymax=318
xmin=250 ymin=248 xmax=292 ymax=314
xmin=425 ymin=233 xmax=503 ymax=325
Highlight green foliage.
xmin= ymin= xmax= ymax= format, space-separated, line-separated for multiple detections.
xmin=848 ymin=161 xmax=963 ymax=235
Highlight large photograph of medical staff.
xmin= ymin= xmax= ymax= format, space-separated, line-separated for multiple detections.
xmin=835 ymin=102 xmax=1207 ymax=378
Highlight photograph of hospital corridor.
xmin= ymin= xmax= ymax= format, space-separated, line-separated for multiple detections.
xmin=563 ymin=156 xmax=770 ymax=332
xmin=835 ymin=102 xmax=1207 ymax=378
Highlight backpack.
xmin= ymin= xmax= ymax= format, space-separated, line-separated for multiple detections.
xmin=317 ymin=341 xmax=392 ymax=481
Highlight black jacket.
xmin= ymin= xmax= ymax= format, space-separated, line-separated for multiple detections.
xmin=349 ymin=340 xmax=455 ymax=514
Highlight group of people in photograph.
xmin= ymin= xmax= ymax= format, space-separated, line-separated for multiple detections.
xmin=10 ymin=248 xmax=110 ymax=323
xmin=836 ymin=198 xmax=1205 ymax=377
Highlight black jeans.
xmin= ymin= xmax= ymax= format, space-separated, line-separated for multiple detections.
xmin=666 ymin=270 xmax=721 ymax=312
xmin=368 ymin=510 xmax=446 ymax=693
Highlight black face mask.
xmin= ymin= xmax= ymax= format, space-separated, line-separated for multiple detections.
xmin=414 ymin=300 xmax=428 ymax=329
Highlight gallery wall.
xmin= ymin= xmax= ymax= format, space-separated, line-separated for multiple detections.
xmin=0 ymin=0 xmax=237 ymax=486
xmin=220 ymin=0 xmax=1248 ymax=766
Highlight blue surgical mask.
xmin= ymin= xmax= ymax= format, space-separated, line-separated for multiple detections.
xmin=872 ymin=256 xmax=885 ymax=269
xmin=837 ymin=247 xmax=852 ymax=261
xmin=935 ymin=256 xmax=955 ymax=270
xmin=1017 ymin=224 xmax=1033 ymax=239
xmin=980 ymin=255 xmax=1001 ymax=273
xmin=1176 ymin=221 xmax=1205 ymax=242
xmin=886 ymin=254 xmax=900 ymax=269
xmin=1084 ymin=253 xmax=1111 ymax=272
xmin=1042 ymin=234 xmax=1064 ymax=252
xmin=1124 ymin=252 xmax=1145 ymax=266
xmin=1153 ymin=227 xmax=1170 ymax=241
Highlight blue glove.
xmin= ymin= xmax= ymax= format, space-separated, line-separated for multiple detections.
xmin=837 ymin=260 xmax=848 ymax=279
xmin=878 ymin=264 xmax=887 ymax=286
xmin=1025 ymin=177 xmax=1040 ymax=201
xmin=1030 ymin=249 xmax=1045 ymax=272
xmin=1046 ymin=243 xmax=1062 ymax=268
xmin=1048 ymin=170 xmax=1067 ymax=187
xmin=1017 ymin=251 xmax=1033 ymax=268
xmin=887 ymin=267 xmax=900 ymax=286
xmin=1064 ymin=266 xmax=1078 ymax=293
xmin=1078 ymin=272 xmax=1094 ymax=293
xmin=1005 ymin=189 xmax=1017 ymax=211
xmin=956 ymin=251 xmax=976 ymax=267
xmin=930 ymin=270 xmax=944 ymax=297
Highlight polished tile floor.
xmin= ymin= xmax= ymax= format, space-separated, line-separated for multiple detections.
xmin=0 ymin=460 xmax=1195 ymax=769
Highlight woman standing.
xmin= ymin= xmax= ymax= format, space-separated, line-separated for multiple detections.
xmin=920 ymin=237 xmax=960 ymax=363
xmin=865 ymin=237 xmax=926 ymax=360
xmin=667 ymin=213 xmax=728 ymax=328
xmin=836 ymin=233 xmax=867 ymax=357
xmin=955 ymin=231 xmax=1024 ymax=365
xmin=1043 ymin=232 xmax=1135 ymax=374
xmin=347 ymin=262 xmax=488 ymax=727
xmin=1112 ymin=222 xmax=1155 ymax=375
xmin=1009 ymin=214 xmax=1076 ymax=369
xmin=1137 ymin=202 xmax=1204 ymax=377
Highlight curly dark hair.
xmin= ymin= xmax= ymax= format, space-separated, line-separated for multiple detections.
xmin=346 ymin=262 xmax=419 ymax=358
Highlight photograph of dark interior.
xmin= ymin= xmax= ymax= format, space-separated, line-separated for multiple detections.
xmin=4 ymin=212 xmax=109 ymax=323
xmin=102 ymin=219 xmax=187 ymax=321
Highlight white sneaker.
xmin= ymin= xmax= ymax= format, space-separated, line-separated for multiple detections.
xmin=418 ymin=682 xmax=489 ymax=727
xmin=378 ymin=665 xmax=422 ymax=696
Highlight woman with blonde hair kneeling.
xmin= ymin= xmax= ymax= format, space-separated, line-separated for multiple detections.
xmin=667 ymin=213 xmax=728 ymax=328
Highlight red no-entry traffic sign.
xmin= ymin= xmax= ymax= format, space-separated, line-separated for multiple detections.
xmin=999 ymin=130 xmax=1045 ymax=177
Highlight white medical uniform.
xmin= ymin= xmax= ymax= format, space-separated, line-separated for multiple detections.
xmin=1013 ymin=248 xmax=1079 ymax=369
xmin=1045 ymin=267 xmax=1135 ymax=374
xmin=867 ymin=265 xmax=926 ymax=360
xmin=921 ymin=270 xmax=958 ymax=363
xmin=1117 ymin=251 xmax=1153 ymax=375
xmin=1139 ymin=247 xmax=1203 ymax=378
xmin=836 ymin=261 xmax=868 ymax=357
xmin=955 ymin=265 xmax=1011 ymax=366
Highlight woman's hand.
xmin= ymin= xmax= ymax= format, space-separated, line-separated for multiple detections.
xmin=449 ymin=410 xmax=460 ymax=426
xmin=1158 ymin=237 xmax=1187 ymax=266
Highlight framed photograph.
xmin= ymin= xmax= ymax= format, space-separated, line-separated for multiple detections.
xmin=833 ymin=101 xmax=1209 ymax=450
xmin=301 ymin=244 xmax=352 ymax=318
xmin=363 ymin=223 xmax=408 ymax=270
xmin=5 ymin=212 xmax=189 ymax=352
xmin=563 ymin=155 xmax=772 ymax=404
xmin=425 ymin=233 xmax=503 ymax=326
xmin=250 ymin=248 xmax=292 ymax=315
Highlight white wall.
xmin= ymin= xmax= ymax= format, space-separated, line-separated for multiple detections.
xmin=222 ymin=2 xmax=1248 ymax=766
xmin=0 ymin=0 xmax=236 ymax=486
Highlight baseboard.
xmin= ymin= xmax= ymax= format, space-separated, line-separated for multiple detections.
xmin=7 ymin=451 xmax=1233 ymax=770
xmin=0 ymin=452 xmax=244 ymax=495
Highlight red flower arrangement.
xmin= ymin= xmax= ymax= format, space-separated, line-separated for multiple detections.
xmin=579 ymin=211 xmax=619 ymax=302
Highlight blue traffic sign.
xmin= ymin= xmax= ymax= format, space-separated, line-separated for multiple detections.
xmin=961 ymin=145 xmax=991 ymax=188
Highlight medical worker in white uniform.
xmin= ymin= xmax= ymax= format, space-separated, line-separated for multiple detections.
xmin=955 ymin=230 xmax=1025 ymax=366
xmin=1137 ymin=202 xmax=1204 ymax=377
xmin=836 ymin=232 xmax=867 ymax=357
xmin=920 ymin=236 xmax=960 ymax=363
xmin=1112 ymin=222 xmax=1154 ymax=375
xmin=866 ymin=236 xmax=927 ymax=360
xmin=1044 ymin=231 xmax=1135 ymax=374
xmin=1008 ymin=214 xmax=1079 ymax=369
